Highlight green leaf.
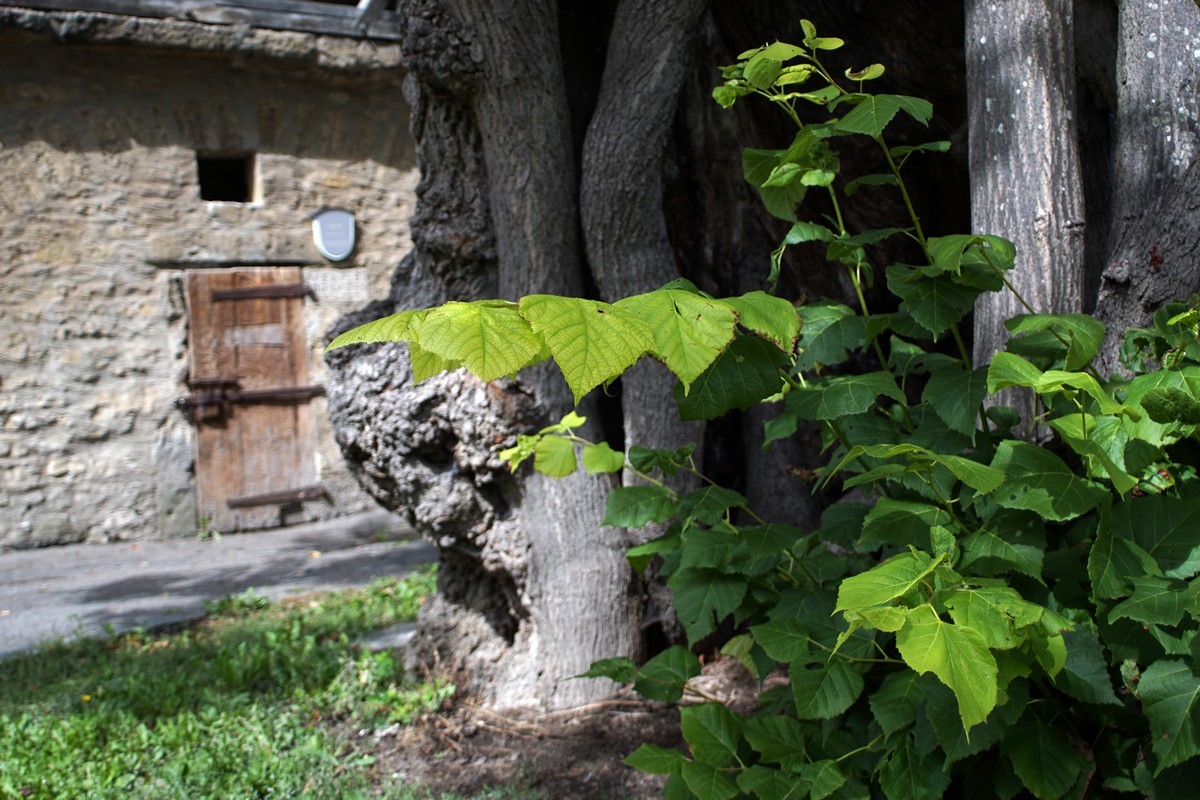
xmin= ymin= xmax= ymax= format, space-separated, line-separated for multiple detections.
xmin=744 ymin=53 xmax=782 ymax=90
xmin=885 ymin=265 xmax=982 ymax=338
xmin=843 ymin=172 xmax=898 ymax=195
xmin=791 ymin=660 xmax=865 ymax=719
xmin=325 ymin=308 xmax=421 ymax=351
xmin=787 ymin=371 xmax=904 ymax=421
xmin=518 ymin=295 xmax=655 ymax=403
xmin=1140 ymin=660 xmax=1200 ymax=774
xmin=833 ymin=444 xmax=1004 ymax=495
xmin=415 ymin=300 xmax=545 ymax=381
xmin=890 ymin=140 xmax=952 ymax=158
xmin=626 ymin=530 xmax=681 ymax=573
xmin=798 ymin=759 xmax=846 ymax=800
xmin=1115 ymin=496 xmax=1200 ymax=579
xmin=680 ymin=703 xmax=742 ymax=767
xmin=680 ymin=486 xmax=746 ymax=525
xmin=795 ymin=302 xmax=865 ymax=371
xmin=628 ymin=443 xmax=696 ymax=477
xmin=1088 ymin=528 xmax=1161 ymax=600
xmin=960 ymin=512 xmax=1046 ymax=581
xmin=581 ymin=442 xmax=625 ymax=474
xmin=835 ymin=94 xmax=932 ymax=137
xmin=743 ymin=148 xmax=807 ymax=221
xmin=1055 ymin=628 xmax=1121 ymax=706
xmin=896 ymin=604 xmax=998 ymax=731
xmin=737 ymin=765 xmax=800 ymax=800
xmin=615 ymin=289 xmax=738 ymax=389
xmin=859 ymin=499 xmax=954 ymax=548
xmin=845 ymin=62 xmax=885 ymax=81
xmin=923 ymin=366 xmax=988 ymax=437
xmin=942 ymin=586 xmax=1045 ymax=650
xmin=869 ymin=670 xmax=926 ymax=736
xmin=578 ymin=656 xmax=637 ymax=684
xmin=681 ymin=760 xmax=739 ymax=800
xmin=1001 ymin=714 xmax=1089 ymax=800
xmin=669 ymin=567 xmax=749 ymax=641
xmin=878 ymin=733 xmax=951 ymax=800
xmin=409 ymin=341 xmax=464 ymax=383
xmin=634 ymin=646 xmax=702 ymax=702
xmin=675 ymin=336 xmax=786 ymax=420
xmin=622 ymin=743 xmax=685 ymax=775
xmin=1006 ymin=313 xmax=1106 ymax=371
xmin=987 ymin=351 xmax=1045 ymax=393
xmin=1107 ymin=576 xmax=1199 ymax=626
xmin=532 ymin=435 xmax=577 ymax=478
xmin=1143 ymin=386 xmax=1200 ymax=424
xmin=990 ymin=440 xmax=1107 ymax=522
xmin=751 ymin=618 xmax=810 ymax=662
xmin=742 ymin=715 xmax=807 ymax=765
xmin=601 ymin=486 xmax=678 ymax=528
xmin=836 ymin=549 xmax=940 ymax=612
xmin=723 ymin=291 xmax=801 ymax=352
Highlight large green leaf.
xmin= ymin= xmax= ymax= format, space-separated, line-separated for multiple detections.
xmin=1139 ymin=660 xmax=1200 ymax=774
xmin=1005 ymin=313 xmax=1106 ymax=371
xmin=960 ymin=511 xmax=1046 ymax=581
xmin=990 ymin=440 xmax=1107 ymax=522
xmin=836 ymin=549 xmax=940 ymax=613
xmin=737 ymin=765 xmax=801 ymax=800
xmin=675 ymin=335 xmax=787 ymax=420
xmin=723 ymin=291 xmax=802 ymax=352
xmin=942 ymin=586 xmax=1045 ymax=650
xmin=1001 ymin=714 xmax=1089 ymax=800
xmin=680 ymin=703 xmax=742 ymax=767
xmin=859 ymin=499 xmax=953 ymax=549
xmin=615 ymin=289 xmax=737 ymax=389
xmin=795 ymin=302 xmax=865 ymax=371
xmin=325 ymin=308 xmax=422 ymax=351
xmin=833 ymin=443 xmax=1004 ymax=495
xmin=1055 ymin=628 xmax=1121 ymax=706
xmin=532 ymin=435 xmax=577 ymax=478
xmin=869 ymin=670 xmax=925 ymax=736
xmin=680 ymin=759 xmax=739 ymax=800
xmin=877 ymin=733 xmax=951 ymax=800
xmin=1107 ymin=576 xmax=1200 ymax=626
xmin=634 ymin=646 xmax=702 ymax=702
xmin=923 ymin=234 xmax=1010 ymax=277
xmin=788 ymin=371 xmax=905 ymax=421
xmin=415 ymin=300 xmax=545 ymax=381
xmin=1113 ymin=496 xmax=1200 ymax=580
xmin=923 ymin=366 xmax=988 ymax=437
xmin=744 ymin=147 xmax=808 ymax=221
xmin=750 ymin=618 xmax=811 ymax=662
xmin=896 ymin=604 xmax=998 ymax=730
xmin=798 ymin=759 xmax=846 ymax=800
xmin=742 ymin=715 xmax=807 ymax=766
xmin=791 ymin=660 xmax=865 ymax=719
xmin=518 ymin=295 xmax=654 ymax=403
xmin=1088 ymin=528 xmax=1161 ymax=600
xmin=622 ymin=743 xmax=685 ymax=775
xmin=669 ymin=567 xmax=749 ymax=641
xmin=835 ymin=93 xmax=932 ymax=137
xmin=885 ymin=266 xmax=982 ymax=337
xmin=601 ymin=486 xmax=678 ymax=528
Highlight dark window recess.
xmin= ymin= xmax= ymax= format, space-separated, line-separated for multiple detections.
xmin=197 ymin=153 xmax=254 ymax=202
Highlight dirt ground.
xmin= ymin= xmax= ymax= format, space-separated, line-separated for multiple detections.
xmin=348 ymin=693 xmax=682 ymax=799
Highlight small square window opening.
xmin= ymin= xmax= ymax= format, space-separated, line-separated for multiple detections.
xmin=197 ymin=152 xmax=256 ymax=202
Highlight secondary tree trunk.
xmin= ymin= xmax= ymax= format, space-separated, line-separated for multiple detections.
xmin=966 ymin=0 xmax=1087 ymax=388
xmin=1094 ymin=0 xmax=1200 ymax=372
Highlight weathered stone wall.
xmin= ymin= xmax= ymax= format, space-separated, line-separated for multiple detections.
xmin=0 ymin=14 xmax=417 ymax=547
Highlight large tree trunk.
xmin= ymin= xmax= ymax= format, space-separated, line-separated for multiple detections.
xmin=966 ymin=0 xmax=1087 ymax=388
xmin=1094 ymin=0 xmax=1200 ymax=372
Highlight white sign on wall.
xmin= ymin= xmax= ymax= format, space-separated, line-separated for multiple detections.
xmin=311 ymin=208 xmax=356 ymax=262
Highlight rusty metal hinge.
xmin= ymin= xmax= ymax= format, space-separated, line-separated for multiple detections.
xmin=180 ymin=379 xmax=326 ymax=422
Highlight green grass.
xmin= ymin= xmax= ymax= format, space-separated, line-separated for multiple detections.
xmin=0 ymin=567 xmax=457 ymax=800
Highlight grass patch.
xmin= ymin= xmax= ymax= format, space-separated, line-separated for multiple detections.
xmin=0 ymin=567 xmax=457 ymax=799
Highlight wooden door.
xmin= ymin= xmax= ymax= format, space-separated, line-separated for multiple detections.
xmin=185 ymin=267 xmax=324 ymax=532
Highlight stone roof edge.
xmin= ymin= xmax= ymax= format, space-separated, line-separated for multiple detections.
xmin=0 ymin=5 xmax=405 ymax=77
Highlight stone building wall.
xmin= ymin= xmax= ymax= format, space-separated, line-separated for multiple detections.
xmin=0 ymin=10 xmax=417 ymax=547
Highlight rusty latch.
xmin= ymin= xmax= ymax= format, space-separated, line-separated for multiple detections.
xmin=227 ymin=485 xmax=329 ymax=509
xmin=211 ymin=283 xmax=312 ymax=301
xmin=181 ymin=379 xmax=326 ymax=422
